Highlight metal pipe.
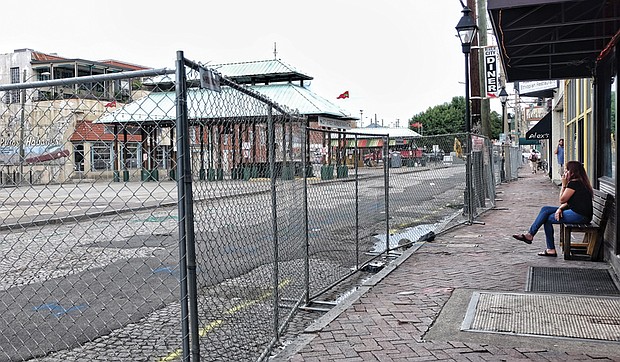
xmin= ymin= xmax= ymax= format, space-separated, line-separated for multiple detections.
xmin=268 ymin=107 xmax=280 ymax=342
xmin=302 ymin=123 xmax=310 ymax=305
xmin=384 ymin=136 xmax=390 ymax=254
xmin=354 ymin=134 xmax=360 ymax=269
xmin=464 ymin=51 xmax=475 ymax=224
xmin=174 ymin=51 xmax=192 ymax=362
xmin=0 ymin=68 xmax=174 ymax=91
xmin=19 ymin=70 xmax=26 ymax=184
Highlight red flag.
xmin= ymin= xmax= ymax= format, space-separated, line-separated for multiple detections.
xmin=336 ymin=91 xmax=349 ymax=99
xmin=104 ymin=100 xmax=117 ymax=108
xmin=411 ymin=122 xmax=422 ymax=128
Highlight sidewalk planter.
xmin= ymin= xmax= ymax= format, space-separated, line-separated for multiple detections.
xmin=207 ymin=168 xmax=216 ymax=181
xmin=199 ymin=168 xmax=206 ymax=181
xmin=336 ymin=165 xmax=348 ymax=179
xmin=123 ymin=170 xmax=130 ymax=182
xmin=141 ymin=169 xmax=159 ymax=181
xmin=206 ymin=168 xmax=224 ymax=181
xmin=282 ymin=164 xmax=294 ymax=180
xmin=169 ymin=169 xmax=176 ymax=181
xmin=321 ymin=165 xmax=334 ymax=180
xmin=242 ymin=167 xmax=252 ymax=181
xmin=231 ymin=167 xmax=241 ymax=180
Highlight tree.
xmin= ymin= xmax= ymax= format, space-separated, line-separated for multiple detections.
xmin=409 ymin=96 xmax=503 ymax=139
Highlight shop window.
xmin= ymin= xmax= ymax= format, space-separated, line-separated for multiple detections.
xmin=602 ymin=63 xmax=617 ymax=179
xmin=122 ymin=143 xmax=139 ymax=169
xmin=91 ymin=142 xmax=112 ymax=171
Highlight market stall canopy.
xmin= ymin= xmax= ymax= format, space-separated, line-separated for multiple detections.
xmin=525 ymin=112 xmax=551 ymax=140
xmin=98 ymin=82 xmax=351 ymax=125
xmin=488 ymin=0 xmax=620 ymax=81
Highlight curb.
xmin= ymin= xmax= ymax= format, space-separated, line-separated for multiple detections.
xmin=271 ymin=241 xmax=426 ymax=361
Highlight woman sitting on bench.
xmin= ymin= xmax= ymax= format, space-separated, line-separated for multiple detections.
xmin=512 ymin=161 xmax=593 ymax=257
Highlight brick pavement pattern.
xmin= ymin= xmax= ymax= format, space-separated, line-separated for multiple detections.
xmin=286 ymin=171 xmax=620 ymax=361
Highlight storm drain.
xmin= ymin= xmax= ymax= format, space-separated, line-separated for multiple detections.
xmin=527 ymin=267 xmax=620 ymax=295
xmin=462 ymin=292 xmax=620 ymax=341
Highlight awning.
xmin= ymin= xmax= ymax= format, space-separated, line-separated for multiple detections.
xmin=519 ymin=137 xmax=541 ymax=145
xmin=487 ymin=0 xmax=620 ymax=81
xmin=525 ymin=112 xmax=551 ymax=140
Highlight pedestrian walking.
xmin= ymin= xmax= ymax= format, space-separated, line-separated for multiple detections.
xmin=528 ymin=149 xmax=539 ymax=173
xmin=555 ymin=138 xmax=564 ymax=176
xmin=512 ymin=161 xmax=593 ymax=257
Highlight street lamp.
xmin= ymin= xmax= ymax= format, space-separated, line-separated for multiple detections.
xmin=499 ymin=86 xmax=509 ymax=137
xmin=499 ymin=86 xmax=509 ymax=182
xmin=456 ymin=5 xmax=478 ymax=223
xmin=359 ymin=109 xmax=363 ymax=128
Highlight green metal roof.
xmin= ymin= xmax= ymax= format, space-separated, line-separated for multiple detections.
xmin=251 ymin=83 xmax=349 ymax=118
xmin=97 ymin=82 xmax=350 ymax=125
xmin=213 ymin=59 xmax=313 ymax=84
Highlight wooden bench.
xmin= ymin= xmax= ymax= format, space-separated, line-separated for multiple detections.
xmin=560 ymin=189 xmax=613 ymax=261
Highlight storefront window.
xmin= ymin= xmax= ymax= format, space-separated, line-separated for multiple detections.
xmin=91 ymin=142 xmax=112 ymax=171
xmin=602 ymin=58 xmax=617 ymax=180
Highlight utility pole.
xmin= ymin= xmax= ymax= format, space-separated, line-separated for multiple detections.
xmin=477 ymin=0 xmax=491 ymax=138
xmin=468 ymin=0 xmax=481 ymax=133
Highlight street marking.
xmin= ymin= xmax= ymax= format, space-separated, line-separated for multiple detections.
xmin=152 ymin=266 xmax=177 ymax=275
xmin=158 ymin=320 xmax=224 ymax=362
xmin=158 ymin=278 xmax=290 ymax=361
xmin=32 ymin=303 xmax=88 ymax=317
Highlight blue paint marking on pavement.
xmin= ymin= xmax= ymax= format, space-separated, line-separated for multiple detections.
xmin=152 ymin=266 xmax=177 ymax=275
xmin=32 ymin=303 xmax=88 ymax=317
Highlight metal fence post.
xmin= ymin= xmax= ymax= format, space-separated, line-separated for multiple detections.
xmin=354 ymin=134 xmax=359 ymax=268
xmin=175 ymin=50 xmax=195 ymax=362
xmin=302 ymin=123 xmax=310 ymax=305
xmin=268 ymin=107 xmax=280 ymax=341
xmin=465 ymin=132 xmax=474 ymax=224
xmin=384 ymin=136 xmax=390 ymax=254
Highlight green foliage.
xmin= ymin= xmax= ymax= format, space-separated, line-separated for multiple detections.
xmin=409 ymin=96 xmax=503 ymax=139
xmin=409 ymin=97 xmax=466 ymax=135
xmin=488 ymin=110 xmax=502 ymax=139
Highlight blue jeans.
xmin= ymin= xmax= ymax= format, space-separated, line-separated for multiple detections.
xmin=528 ymin=206 xmax=588 ymax=250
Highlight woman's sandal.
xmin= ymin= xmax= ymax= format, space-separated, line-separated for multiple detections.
xmin=512 ymin=234 xmax=532 ymax=244
xmin=537 ymin=250 xmax=557 ymax=257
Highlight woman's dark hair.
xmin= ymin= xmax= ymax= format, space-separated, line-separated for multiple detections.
xmin=566 ymin=161 xmax=593 ymax=196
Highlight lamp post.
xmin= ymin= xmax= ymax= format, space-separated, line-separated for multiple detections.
xmin=456 ymin=5 xmax=478 ymax=223
xmin=499 ymin=86 xmax=509 ymax=181
xmin=359 ymin=109 xmax=363 ymax=128
xmin=499 ymin=86 xmax=509 ymax=138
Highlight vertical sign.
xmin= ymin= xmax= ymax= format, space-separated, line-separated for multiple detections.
xmin=485 ymin=47 xmax=498 ymax=98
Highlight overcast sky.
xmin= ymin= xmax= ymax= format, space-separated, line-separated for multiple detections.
xmin=3 ymin=0 xmax=503 ymax=127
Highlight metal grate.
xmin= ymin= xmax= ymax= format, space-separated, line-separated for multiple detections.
xmin=527 ymin=267 xmax=620 ymax=296
xmin=462 ymin=292 xmax=620 ymax=341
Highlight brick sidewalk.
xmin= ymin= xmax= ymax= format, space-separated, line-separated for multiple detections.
xmin=278 ymin=170 xmax=620 ymax=361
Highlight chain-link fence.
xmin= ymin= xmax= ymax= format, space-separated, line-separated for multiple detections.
xmin=0 ymin=51 xmax=502 ymax=362
xmin=0 ymin=66 xmax=184 ymax=362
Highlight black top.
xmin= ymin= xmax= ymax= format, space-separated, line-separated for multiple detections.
xmin=567 ymin=180 xmax=593 ymax=221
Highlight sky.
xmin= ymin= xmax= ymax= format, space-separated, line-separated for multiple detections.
xmin=3 ymin=0 xmax=504 ymax=128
